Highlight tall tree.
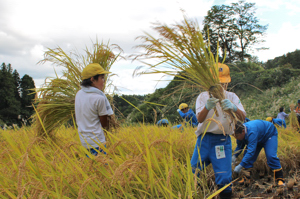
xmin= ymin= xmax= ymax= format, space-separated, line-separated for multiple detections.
xmin=203 ymin=5 xmax=237 ymax=62
xmin=203 ymin=0 xmax=268 ymax=62
xmin=232 ymin=0 xmax=268 ymax=61
xmin=0 ymin=63 xmax=21 ymax=125
xmin=20 ymin=74 xmax=36 ymax=125
xmin=12 ymin=69 xmax=21 ymax=105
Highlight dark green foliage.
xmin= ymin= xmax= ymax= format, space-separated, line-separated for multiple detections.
xmin=203 ymin=0 xmax=268 ymax=62
xmin=0 ymin=63 xmax=21 ymax=125
xmin=20 ymin=74 xmax=36 ymax=125
xmin=203 ymin=4 xmax=236 ymax=62
xmin=229 ymin=62 xmax=300 ymax=96
xmin=113 ymin=94 xmax=147 ymax=121
xmin=265 ymin=49 xmax=300 ymax=69
xmin=127 ymin=76 xmax=201 ymax=125
xmin=0 ymin=63 xmax=36 ymax=126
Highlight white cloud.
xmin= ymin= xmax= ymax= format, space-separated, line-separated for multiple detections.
xmin=253 ymin=22 xmax=300 ymax=61
xmin=1 ymin=0 xmax=300 ymax=94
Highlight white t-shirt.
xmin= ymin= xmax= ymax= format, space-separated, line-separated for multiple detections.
xmin=195 ymin=91 xmax=246 ymax=137
xmin=75 ymin=89 xmax=112 ymax=148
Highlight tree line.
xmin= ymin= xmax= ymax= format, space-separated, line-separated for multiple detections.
xmin=0 ymin=63 xmax=36 ymax=126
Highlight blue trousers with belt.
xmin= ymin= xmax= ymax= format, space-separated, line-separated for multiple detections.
xmin=242 ymin=135 xmax=281 ymax=169
xmin=191 ymin=133 xmax=232 ymax=193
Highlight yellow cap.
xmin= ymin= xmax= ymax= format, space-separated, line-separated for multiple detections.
xmin=218 ymin=63 xmax=231 ymax=83
xmin=266 ymin=117 xmax=273 ymax=122
xmin=81 ymin=63 xmax=111 ymax=80
xmin=179 ymin=103 xmax=188 ymax=110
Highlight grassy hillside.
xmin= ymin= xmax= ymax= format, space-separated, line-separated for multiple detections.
xmin=239 ymin=77 xmax=300 ymax=120
xmin=124 ymin=64 xmax=300 ymax=125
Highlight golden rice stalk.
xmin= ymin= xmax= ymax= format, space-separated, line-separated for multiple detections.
xmin=133 ymin=15 xmax=236 ymax=121
xmin=34 ymin=40 xmax=122 ymax=138
xmin=289 ymin=104 xmax=300 ymax=129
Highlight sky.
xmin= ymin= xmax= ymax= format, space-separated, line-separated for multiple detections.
xmin=1 ymin=0 xmax=299 ymax=95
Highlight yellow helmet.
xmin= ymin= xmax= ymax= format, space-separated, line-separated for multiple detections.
xmin=218 ymin=63 xmax=231 ymax=83
xmin=179 ymin=103 xmax=188 ymax=110
xmin=266 ymin=117 xmax=273 ymax=122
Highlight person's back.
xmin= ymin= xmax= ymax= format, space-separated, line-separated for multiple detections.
xmin=233 ymin=120 xmax=284 ymax=186
xmin=75 ymin=90 xmax=108 ymax=148
xmin=276 ymin=107 xmax=288 ymax=121
xmin=266 ymin=117 xmax=286 ymax=128
xmin=244 ymin=120 xmax=278 ymax=144
xmin=157 ymin=119 xmax=169 ymax=127
xmin=272 ymin=118 xmax=286 ymax=128
xmin=75 ymin=63 xmax=113 ymax=153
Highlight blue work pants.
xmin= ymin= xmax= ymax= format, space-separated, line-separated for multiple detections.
xmin=242 ymin=135 xmax=281 ymax=170
xmin=191 ymin=133 xmax=232 ymax=193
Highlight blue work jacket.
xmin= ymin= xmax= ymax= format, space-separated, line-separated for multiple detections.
xmin=272 ymin=118 xmax=286 ymax=128
xmin=233 ymin=120 xmax=278 ymax=167
xmin=178 ymin=109 xmax=198 ymax=127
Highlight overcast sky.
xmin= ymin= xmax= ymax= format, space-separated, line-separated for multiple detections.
xmin=1 ymin=0 xmax=299 ymax=95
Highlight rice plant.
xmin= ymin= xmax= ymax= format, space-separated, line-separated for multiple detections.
xmin=133 ymin=15 xmax=238 ymax=123
xmin=33 ymin=40 xmax=122 ymax=138
xmin=1 ymin=123 xmax=300 ymax=198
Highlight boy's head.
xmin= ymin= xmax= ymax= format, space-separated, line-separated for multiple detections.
xmin=279 ymin=107 xmax=284 ymax=112
xmin=298 ymin=99 xmax=300 ymax=105
xmin=81 ymin=63 xmax=110 ymax=88
xmin=234 ymin=121 xmax=245 ymax=140
xmin=179 ymin=103 xmax=189 ymax=113
xmin=81 ymin=63 xmax=110 ymax=80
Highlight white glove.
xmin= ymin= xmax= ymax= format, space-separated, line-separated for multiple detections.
xmin=177 ymin=109 xmax=180 ymax=113
xmin=234 ymin=164 xmax=243 ymax=174
xmin=221 ymin=99 xmax=237 ymax=112
xmin=205 ymin=97 xmax=219 ymax=110
xmin=232 ymin=155 xmax=237 ymax=166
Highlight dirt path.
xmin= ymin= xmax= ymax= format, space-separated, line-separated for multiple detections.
xmin=231 ymin=171 xmax=300 ymax=198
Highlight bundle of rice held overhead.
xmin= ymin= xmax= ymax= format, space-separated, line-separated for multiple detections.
xmin=133 ymin=16 xmax=236 ymax=121
xmin=34 ymin=41 xmax=122 ymax=138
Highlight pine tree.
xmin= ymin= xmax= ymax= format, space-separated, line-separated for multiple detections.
xmin=0 ymin=63 xmax=21 ymax=125
xmin=20 ymin=74 xmax=36 ymax=125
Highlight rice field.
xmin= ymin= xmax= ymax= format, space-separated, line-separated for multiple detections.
xmin=0 ymin=124 xmax=299 ymax=198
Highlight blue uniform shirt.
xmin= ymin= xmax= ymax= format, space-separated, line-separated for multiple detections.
xmin=178 ymin=109 xmax=198 ymax=127
xmin=272 ymin=118 xmax=286 ymax=128
xmin=157 ymin=119 xmax=169 ymax=126
xmin=234 ymin=120 xmax=278 ymax=168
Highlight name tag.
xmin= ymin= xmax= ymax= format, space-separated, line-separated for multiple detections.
xmin=216 ymin=145 xmax=226 ymax=159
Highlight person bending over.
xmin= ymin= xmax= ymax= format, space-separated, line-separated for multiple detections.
xmin=233 ymin=120 xmax=285 ymax=186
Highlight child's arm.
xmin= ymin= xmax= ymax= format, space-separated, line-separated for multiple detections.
xmin=99 ymin=115 xmax=109 ymax=131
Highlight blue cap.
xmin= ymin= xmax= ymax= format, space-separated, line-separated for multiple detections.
xmin=298 ymin=99 xmax=300 ymax=103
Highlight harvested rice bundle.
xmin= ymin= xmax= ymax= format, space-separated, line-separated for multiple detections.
xmin=289 ymin=104 xmax=300 ymax=129
xmin=133 ymin=16 xmax=237 ymax=122
xmin=34 ymin=41 xmax=122 ymax=138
